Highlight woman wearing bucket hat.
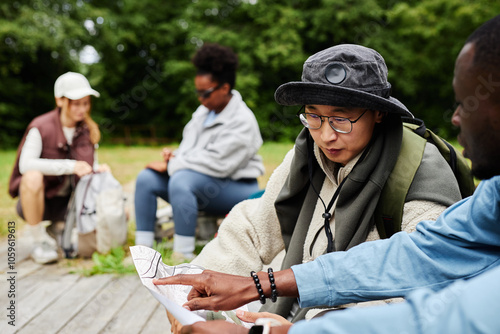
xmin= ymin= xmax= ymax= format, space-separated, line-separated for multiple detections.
xmin=9 ymin=71 xmax=109 ymax=264
xmin=161 ymin=44 xmax=470 ymax=331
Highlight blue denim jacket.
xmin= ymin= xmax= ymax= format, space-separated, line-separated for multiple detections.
xmin=291 ymin=265 xmax=500 ymax=333
xmin=290 ymin=176 xmax=500 ymax=333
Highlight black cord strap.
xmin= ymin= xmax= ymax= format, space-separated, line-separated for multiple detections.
xmin=267 ymin=268 xmax=278 ymax=302
xmin=306 ymin=132 xmax=373 ymax=253
xmin=251 ymin=271 xmax=266 ymax=304
xmin=307 ymin=134 xmax=346 ymax=253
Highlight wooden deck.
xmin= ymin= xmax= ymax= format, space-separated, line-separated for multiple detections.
xmin=0 ymin=231 xmax=172 ymax=334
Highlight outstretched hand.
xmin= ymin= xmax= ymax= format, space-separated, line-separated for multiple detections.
xmin=154 ymin=268 xmax=299 ymax=312
xmin=153 ymin=270 xmax=258 ymax=311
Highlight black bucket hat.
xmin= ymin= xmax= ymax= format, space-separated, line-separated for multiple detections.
xmin=275 ymin=44 xmax=413 ymax=118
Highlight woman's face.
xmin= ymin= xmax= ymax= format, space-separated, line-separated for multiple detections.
xmin=61 ymin=96 xmax=91 ymax=125
xmin=194 ymin=74 xmax=230 ymax=112
xmin=305 ymin=104 xmax=384 ymax=166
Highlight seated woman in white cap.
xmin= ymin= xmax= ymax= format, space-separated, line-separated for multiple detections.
xmin=9 ymin=72 xmax=109 ymax=264
xmin=158 ymin=44 xmax=475 ymax=330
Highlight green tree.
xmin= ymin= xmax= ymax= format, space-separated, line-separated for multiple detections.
xmin=0 ymin=0 xmax=99 ymax=147
xmin=367 ymin=0 xmax=499 ymax=137
xmin=2 ymin=0 xmax=499 ymax=148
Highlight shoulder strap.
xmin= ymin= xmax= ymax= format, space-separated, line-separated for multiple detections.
xmin=62 ymin=191 xmax=77 ymax=258
xmin=403 ymin=121 xmax=475 ymax=199
xmin=374 ymin=125 xmax=426 ymax=238
xmin=402 ymin=118 xmax=460 ymax=172
xmin=375 ymin=119 xmax=475 ymax=239
xmin=61 ymin=173 xmax=96 ymax=258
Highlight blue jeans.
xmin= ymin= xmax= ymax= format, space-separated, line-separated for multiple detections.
xmin=134 ymin=168 xmax=259 ymax=237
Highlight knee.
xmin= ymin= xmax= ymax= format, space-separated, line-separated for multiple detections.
xmin=19 ymin=170 xmax=44 ymax=194
xmin=135 ymin=168 xmax=155 ymax=189
xmin=168 ymin=171 xmax=192 ymax=195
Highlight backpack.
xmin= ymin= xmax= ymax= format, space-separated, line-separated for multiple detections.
xmin=374 ymin=119 xmax=476 ymax=239
xmin=62 ymin=171 xmax=127 ymax=258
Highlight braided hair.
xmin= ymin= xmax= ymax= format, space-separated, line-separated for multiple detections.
xmin=192 ymin=43 xmax=238 ymax=89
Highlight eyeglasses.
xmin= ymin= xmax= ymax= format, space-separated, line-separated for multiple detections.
xmin=297 ymin=106 xmax=369 ymax=134
xmin=195 ymin=84 xmax=222 ymax=99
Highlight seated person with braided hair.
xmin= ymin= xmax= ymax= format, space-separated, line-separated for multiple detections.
xmin=134 ymin=43 xmax=264 ymax=260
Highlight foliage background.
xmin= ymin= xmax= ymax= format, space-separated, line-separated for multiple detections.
xmin=1 ymin=0 xmax=499 ymax=148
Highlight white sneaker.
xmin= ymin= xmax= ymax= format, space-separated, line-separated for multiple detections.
xmin=31 ymin=240 xmax=59 ymax=264
xmin=26 ymin=222 xmax=59 ymax=264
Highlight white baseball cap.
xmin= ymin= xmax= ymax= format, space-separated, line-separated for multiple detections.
xmin=54 ymin=72 xmax=100 ymax=99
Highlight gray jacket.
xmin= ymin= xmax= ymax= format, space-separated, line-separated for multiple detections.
xmin=168 ymin=90 xmax=264 ymax=180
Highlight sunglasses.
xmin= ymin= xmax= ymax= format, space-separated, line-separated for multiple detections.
xmin=195 ymin=84 xmax=222 ymax=99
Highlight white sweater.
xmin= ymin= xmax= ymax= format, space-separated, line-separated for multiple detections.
xmin=19 ymin=127 xmax=99 ymax=175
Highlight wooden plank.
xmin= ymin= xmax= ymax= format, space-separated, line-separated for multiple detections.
xmin=0 ymin=229 xmax=176 ymax=333
xmin=0 ymin=261 xmax=47 ymax=334
xmin=17 ymin=274 xmax=113 ymax=334
xmin=58 ymin=275 xmax=138 ymax=334
xmin=14 ymin=259 xmax=44 ymax=280
xmin=0 ymin=234 xmax=33 ymax=274
xmin=140 ymin=303 xmax=172 ymax=334
xmin=0 ymin=319 xmax=16 ymax=334
xmin=99 ymin=278 xmax=159 ymax=333
xmin=16 ymin=263 xmax=65 ymax=300
xmin=0 ymin=263 xmax=62 ymax=334
xmin=1 ymin=265 xmax=174 ymax=334
xmin=0 ymin=272 xmax=79 ymax=333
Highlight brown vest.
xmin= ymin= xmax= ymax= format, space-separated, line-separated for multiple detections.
xmin=9 ymin=108 xmax=94 ymax=199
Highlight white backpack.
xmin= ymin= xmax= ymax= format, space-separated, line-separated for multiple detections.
xmin=62 ymin=171 xmax=127 ymax=258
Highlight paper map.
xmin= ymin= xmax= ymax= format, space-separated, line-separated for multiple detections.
xmin=130 ymin=245 xmax=251 ymax=327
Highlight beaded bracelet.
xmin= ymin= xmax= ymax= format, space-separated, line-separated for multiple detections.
xmin=250 ymin=271 xmax=266 ymax=304
xmin=267 ymin=268 xmax=278 ymax=302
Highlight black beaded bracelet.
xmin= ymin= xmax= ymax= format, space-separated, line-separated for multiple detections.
xmin=251 ymin=271 xmax=266 ymax=304
xmin=267 ymin=268 xmax=278 ymax=302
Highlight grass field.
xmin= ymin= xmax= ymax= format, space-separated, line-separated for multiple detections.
xmin=0 ymin=142 xmax=294 ymax=237
xmin=0 ymin=139 xmax=471 ymax=272
xmin=0 ymin=138 xmax=470 ymax=238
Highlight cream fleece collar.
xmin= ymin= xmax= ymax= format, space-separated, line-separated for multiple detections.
xmin=304 ymin=144 xmax=364 ymax=261
xmin=313 ymin=143 xmax=363 ymax=185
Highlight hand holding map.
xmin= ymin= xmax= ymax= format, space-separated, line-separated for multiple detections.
xmin=130 ymin=245 xmax=251 ymax=327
